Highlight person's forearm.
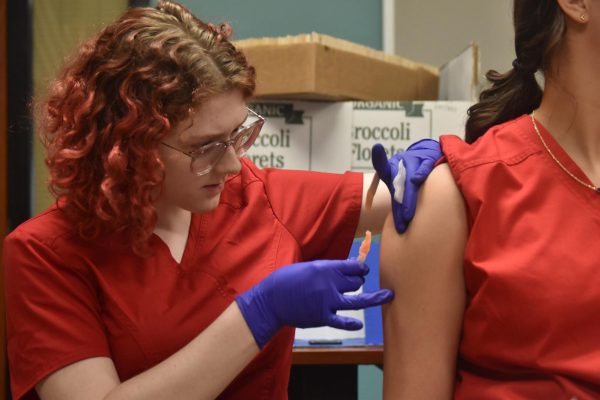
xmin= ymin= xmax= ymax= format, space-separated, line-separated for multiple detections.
xmin=356 ymin=172 xmax=391 ymax=236
xmin=106 ymin=303 xmax=259 ymax=400
xmin=39 ymin=257 xmax=393 ymax=400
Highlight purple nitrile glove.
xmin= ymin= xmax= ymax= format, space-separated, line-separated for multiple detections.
xmin=235 ymin=259 xmax=394 ymax=349
xmin=371 ymin=139 xmax=442 ymax=233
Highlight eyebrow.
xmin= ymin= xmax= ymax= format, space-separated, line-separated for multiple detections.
xmin=184 ymin=111 xmax=250 ymax=147
xmin=184 ymin=134 xmax=226 ymax=150
xmin=185 ymin=116 xmax=247 ymax=147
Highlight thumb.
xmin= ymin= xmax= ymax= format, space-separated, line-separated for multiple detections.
xmin=371 ymin=144 xmax=392 ymax=182
xmin=393 ymin=207 xmax=408 ymax=234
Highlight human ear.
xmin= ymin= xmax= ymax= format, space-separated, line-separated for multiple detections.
xmin=556 ymin=0 xmax=589 ymax=24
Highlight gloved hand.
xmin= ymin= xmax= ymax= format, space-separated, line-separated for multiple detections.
xmin=371 ymin=139 xmax=441 ymax=233
xmin=235 ymin=259 xmax=394 ymax=348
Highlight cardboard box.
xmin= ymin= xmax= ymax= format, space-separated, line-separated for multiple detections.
xmin=236 ymin=33 xmax=439 ymax=101
xmin=348 ymin=100 xmax=470 ymax=171
xmin=247 ymin=100 xmax=471 ymax=173
xmin=438 ymin=43 xmax=480 ymax=101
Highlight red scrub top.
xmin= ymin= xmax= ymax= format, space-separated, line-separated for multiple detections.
xmin=3 ymin=158 xmax=363 ymax=400
xmin=441 ymin=115 xmax=600 ymax=399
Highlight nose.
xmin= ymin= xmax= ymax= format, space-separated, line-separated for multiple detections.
xmin=213 ymin=144 xmax=242 ymax=176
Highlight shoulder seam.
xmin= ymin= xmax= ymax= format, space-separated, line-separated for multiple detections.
xmin=7 ymin=208 xmax=80 ymax=251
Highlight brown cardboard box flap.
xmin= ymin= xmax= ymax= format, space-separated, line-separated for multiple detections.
xmin=235 ymin=32 xmax=439 ymax=101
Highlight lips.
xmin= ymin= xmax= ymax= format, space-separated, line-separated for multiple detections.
xmin=202 ymin=182 xmax=225 ymax=193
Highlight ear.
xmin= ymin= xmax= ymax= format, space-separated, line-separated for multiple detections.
xmin=556 ymin=0 xmax=590 ymax=24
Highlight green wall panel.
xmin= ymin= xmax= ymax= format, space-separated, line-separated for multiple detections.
xmin=169 ymin=0 xmax=382 ymax=50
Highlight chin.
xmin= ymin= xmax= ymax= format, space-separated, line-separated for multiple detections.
xmin=189 ymin=195 xmax=221 ymax=213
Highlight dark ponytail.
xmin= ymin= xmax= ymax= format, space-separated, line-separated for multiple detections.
xmin=465 ymin=0 xmax=565 ymax=143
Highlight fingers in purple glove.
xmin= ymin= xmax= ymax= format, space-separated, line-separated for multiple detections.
xmin=371 ymin=144 xmax=392 ymax=181
xmin=336 ymin=275 xmax=366 ymax=293
xmin=401 ymin=188 xmax=419 ymax=223
xmin=406 ymin=138 xmax=440 ymax=151
xmin=411 ymin=159 xmax=436 ymax=184
xmin=370 ymin=139 xmax=441 ymax=234
xmin=337 ymin=289 xmax=394 ymax=310
xmin=327 ymin=314 xmax=364 ymax=331
xmin=400 ymin=156 xmax=420 ymax=225
xmin=333 ymin=259 xmax=369 ymax=276
xmin=393 ymin=208 xmax=408 ymax=234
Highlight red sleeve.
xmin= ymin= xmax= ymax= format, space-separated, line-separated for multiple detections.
xmin=4 ymin=228 xmax=110 ymax=400
xmin=256 ymin=164 xmax=363 ymax=261
xmin=439 ymin=134 xmax=467 ymax=178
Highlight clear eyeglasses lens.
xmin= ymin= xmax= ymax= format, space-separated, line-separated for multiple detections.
xmin=190 ymin=122 xmax=262 ymax=175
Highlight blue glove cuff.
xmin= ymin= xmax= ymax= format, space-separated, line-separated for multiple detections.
xmin=235 ymin=287 xmax=279 ymax=349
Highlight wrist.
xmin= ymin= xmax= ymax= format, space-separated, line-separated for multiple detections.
xmin=235 ymin=286 xmax=280 ymax=349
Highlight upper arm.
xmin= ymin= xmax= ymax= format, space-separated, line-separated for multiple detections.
xmin=36 ymin=358 xmax=120 ymax=400
xmin=380 ymin=163 xmax=467 ymax=400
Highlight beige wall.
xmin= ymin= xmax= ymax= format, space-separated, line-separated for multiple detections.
xmin=394 ymin=0 xmax=514 ymax=88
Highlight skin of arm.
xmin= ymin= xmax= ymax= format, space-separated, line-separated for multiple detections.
xmin=36 ymin=303 xmax=259 ymax=400
xmin=380 ymin=164 xmax=467 ymax=400
xmin=356 ymin=172 xmax=391 ymax=236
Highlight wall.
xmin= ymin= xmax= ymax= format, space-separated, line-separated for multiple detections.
xmin=394 ymin=0 xmax=514 ymax=88
xmin=175 ymin=0 xmax=382 ymax=50
xmin=32 ymin=0 xmax=128 ymax=213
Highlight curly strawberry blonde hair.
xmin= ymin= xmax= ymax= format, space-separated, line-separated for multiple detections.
xmin=41 ymin=1 xmax=255 ymax=255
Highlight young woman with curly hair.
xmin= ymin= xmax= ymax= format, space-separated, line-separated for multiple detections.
xmin=377 ymin=0 xmax=600 ymax=398
xmin=2 ymin=1 xmax=441 ymax=399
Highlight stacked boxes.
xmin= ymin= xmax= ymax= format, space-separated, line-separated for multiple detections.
xmin=247 ymin=100 xmax=471 ymax=174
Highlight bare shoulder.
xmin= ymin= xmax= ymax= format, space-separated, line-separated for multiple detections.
xmin=382 ymin=163 xmax=465 ymax=243
xmin=380 ymin=163 xmax=467 ymax=284
xmin=425 ymin=163 xmax=462 ymax=197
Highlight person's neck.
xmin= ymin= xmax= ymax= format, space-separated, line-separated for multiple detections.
xmin=538 ymin=85 xmax=600 ymax=154
xmin=536 ymin=47 xmax=600 ymax=180
xmin=154 ymin=201 xmax=192 ymax=236
xmin=153 ymin=201 xmax=192 ymax=263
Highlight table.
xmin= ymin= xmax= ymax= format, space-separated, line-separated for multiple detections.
xmin=288 ymin=346 xmax=383 ymax=400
